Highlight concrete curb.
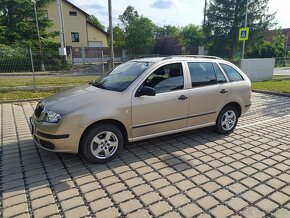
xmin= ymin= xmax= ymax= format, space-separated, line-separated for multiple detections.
xmin=253 ymin=89 xmax=290 ymax=97
xmin=0 ymin=98 xmax=43 ymax=104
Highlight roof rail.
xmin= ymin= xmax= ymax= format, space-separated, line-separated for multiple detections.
xmin=163 ymin=55 xmax=223 ymax=60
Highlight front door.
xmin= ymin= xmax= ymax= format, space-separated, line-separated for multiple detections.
xmin=132 ymin=63 xmax=189 ymax=139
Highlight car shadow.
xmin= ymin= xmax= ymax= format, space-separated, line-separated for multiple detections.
xmin=1 ymin=126 xmax=228 ymax=196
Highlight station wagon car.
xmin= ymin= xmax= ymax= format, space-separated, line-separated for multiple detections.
xmin=30 ymin=56 xmax=251 ymax=163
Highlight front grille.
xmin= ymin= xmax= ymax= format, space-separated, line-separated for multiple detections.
xmin=34 ymin=104 xmax=44 ymax=118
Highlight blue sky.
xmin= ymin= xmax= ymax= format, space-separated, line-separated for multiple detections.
xmin=70 ymin=0 xmax=290 ymax=29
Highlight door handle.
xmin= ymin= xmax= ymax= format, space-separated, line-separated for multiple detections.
xmin=178 ymin=95 xmax=188 ymax=101
xmin=220 ymin=89 xmax=228 ymax=94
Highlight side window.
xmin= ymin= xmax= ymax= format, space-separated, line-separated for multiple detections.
xmin=213 ymin=63 xmax=227 ymax=83
xmin=220 ymin=64 xmax=244 ymax=82
xmin=143 ymin=63 xmax=184 ymax=94
xmin=188 ymin=62 xmax=217 ymax=87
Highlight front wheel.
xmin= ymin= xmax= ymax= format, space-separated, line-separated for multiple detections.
xmin=81 ymin=124 xmax=124 ymax=163
xmin=215 ymin=106 xmax=238 ymax=134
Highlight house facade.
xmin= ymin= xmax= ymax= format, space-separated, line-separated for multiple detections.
xmin=46 ymin=0 xmax=108 ymax=47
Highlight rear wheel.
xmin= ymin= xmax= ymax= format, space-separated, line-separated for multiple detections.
xmin=81 ymin=124 xmax=124 ymax=163
xmin=215 ymin=106 xmax=238 ymax=134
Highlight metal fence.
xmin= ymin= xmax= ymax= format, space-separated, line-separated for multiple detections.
xmin=275 ymin=57 xmax=290 ymax=67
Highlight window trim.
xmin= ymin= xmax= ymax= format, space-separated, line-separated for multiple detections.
xmin=218 ymin=63 xmax=244 ymax=82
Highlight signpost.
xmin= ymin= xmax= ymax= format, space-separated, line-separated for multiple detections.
xmin=241 ymin=0 xmax=249 ymax=59
xmin=239 ymin=28 xmax=249 ymax=41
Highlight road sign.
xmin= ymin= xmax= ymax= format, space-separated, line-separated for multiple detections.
xmin=239 ymin=28 xmax=249 ymax=41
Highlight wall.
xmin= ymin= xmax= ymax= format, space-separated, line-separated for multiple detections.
xmin=87 ymin=23 xmax=108 ymax=47
xmin=241 ymin=58 xmax=275 ymax=82
xmin=47 ymin=0 xmax=88 ymax=47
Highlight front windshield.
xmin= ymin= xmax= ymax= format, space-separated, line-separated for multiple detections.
xmin=93 ymin=61 xmax=153 ymax=92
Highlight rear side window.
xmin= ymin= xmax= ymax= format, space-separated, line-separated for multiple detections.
xmin=188 ymin=62 xmax=217 ymax=87
xmin=220 ymin=64 xmax=244 ymax=82
xmin=213 ymin=64 xmax=227 ymax=83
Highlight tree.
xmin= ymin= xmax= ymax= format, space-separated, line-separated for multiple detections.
xmin=117 ymin=6 xmax=155 ymax=54
xmin=0 ymin=0 xmax=54 ymax=45
xmin=205 ymin=0 xmax=275 ymax=58
xmin=118 ymin=6 xmax=139 ymax=29
xmin=126 ymin=16 xmax=155 ymax=54
xmin=88 ymin=15 xmax=105 ymax=31
xmin=180 ymin=24 xmax=203 ymax=47
xmin=155 ymin=25 xmax=180 ymax=39
xmin=153 ymin=36 xmax=181 ymax=55
xmin=113 ymin=25 xmax=126 ymax=48
xmin=248 ymin=30 xmax=286 ymax=58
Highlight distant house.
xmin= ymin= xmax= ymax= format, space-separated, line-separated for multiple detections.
xmin=266 ymin=28 xmax=290 ymax=48
xmin=46 ymin=0 xmax=108 ymax=47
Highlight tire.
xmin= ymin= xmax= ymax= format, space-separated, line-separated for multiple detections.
xmin=81 ymin=124 xmax=124 ymax=163
xmin=215 ymin=106 xmax=238 ymax=135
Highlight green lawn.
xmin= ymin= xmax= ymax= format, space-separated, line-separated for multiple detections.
xmin=252 ymin=79 xmax=290 ymax=94
xmin=0 ymin=76 xmax=97 ymax=88
xmin=0 ymin=90 xmax=58 ymax=101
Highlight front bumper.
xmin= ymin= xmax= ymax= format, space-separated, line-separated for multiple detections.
xmin=30 ymin=116 xmax=79 ymax=153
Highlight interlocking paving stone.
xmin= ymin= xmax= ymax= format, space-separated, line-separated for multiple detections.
xmin=1 ymin=93 xmax=290 ymax=217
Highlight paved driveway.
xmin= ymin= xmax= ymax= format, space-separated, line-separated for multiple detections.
xmin=1 ymin=93 xmax=290 ymax=218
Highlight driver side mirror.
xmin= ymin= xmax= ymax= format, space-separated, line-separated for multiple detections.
xmin=135 ymin=86 xmax=156 ymax=97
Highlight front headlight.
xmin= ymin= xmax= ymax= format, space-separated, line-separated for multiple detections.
xmin=44 ymin=111 xmax=62 ymax=123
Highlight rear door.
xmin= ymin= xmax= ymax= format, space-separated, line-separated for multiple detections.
xmin=186 ymin=62 xmax=230 ymax=127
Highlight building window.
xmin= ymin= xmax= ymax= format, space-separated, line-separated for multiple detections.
xmin=71 ymin=32 xmax=80 ymax=42
xmin=69 ymin=11 xmax=77 ymax=16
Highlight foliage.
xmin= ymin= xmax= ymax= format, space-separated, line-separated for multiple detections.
xmin=113 ymin=26 xmax=126 ymax=49
xmin=153 ymin=36 xmax=181 ymax=55
xmin=0 ymin=0 xmax=55 ymax=45
xmin=205 ymin=0 xmax=275 ymax=58
xmin=118 ymin=6 xmax=155 ymax=54
xmin=88 ymin=15 xmax=105 ymax=31
xmin=248 ymin=30 xmax=286 ymax=58
xmin=0 ymin=43 xmax=68 ymax=72
xmin=180 ymin=24 xmax=204 ymax=47
xmin=154 ymin=25 xmax=180 ymax=39
xmin=118 ymin=6 xmax=139 ymax=29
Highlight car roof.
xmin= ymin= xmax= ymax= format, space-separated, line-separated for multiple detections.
xmin=133 ymin=55 xmax=224 ymax=63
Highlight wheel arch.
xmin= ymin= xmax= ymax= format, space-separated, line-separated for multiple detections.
xmin=220 ymin=102 xmax=242 ymax=117
xmin=79 ymin=119 xmax=128 ymax=152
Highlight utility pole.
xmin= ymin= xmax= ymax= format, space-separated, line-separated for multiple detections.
xmin=32 ymin=0 xmax=45 ymax=71
xmin=108 ymin=0 xmax=114 ymax=69
xmin=241 ymin=0 xmax=249 ymax=59
xmin=57 ymin=0 xmax=66 ymax=58
xmin=203 ymin=0 xmax=207 ymax=30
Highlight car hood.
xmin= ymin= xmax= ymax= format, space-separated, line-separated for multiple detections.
xmin=42 ymin=85 xmax=117 ymax=114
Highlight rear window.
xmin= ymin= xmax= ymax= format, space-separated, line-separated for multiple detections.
xmin=220 ymin=64 xmax=244 ymax=82
xmin=188 ymin=62 xmax=217 ymax=87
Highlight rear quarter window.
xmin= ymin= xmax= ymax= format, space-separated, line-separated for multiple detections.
xmin=220 ymin=63 xmax=244 ymax=82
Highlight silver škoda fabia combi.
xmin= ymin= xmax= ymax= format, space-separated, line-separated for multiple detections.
xmin=30 ymin=56 xmax=251 ymax=163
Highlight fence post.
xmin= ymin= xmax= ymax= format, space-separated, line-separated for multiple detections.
xmin=29 ymin=48 xmax=37 ymax=91
xmin=81 ymin=47 xmax=85 ymax=64
xmin=101 ymin=50 xmax=105 ymax=75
